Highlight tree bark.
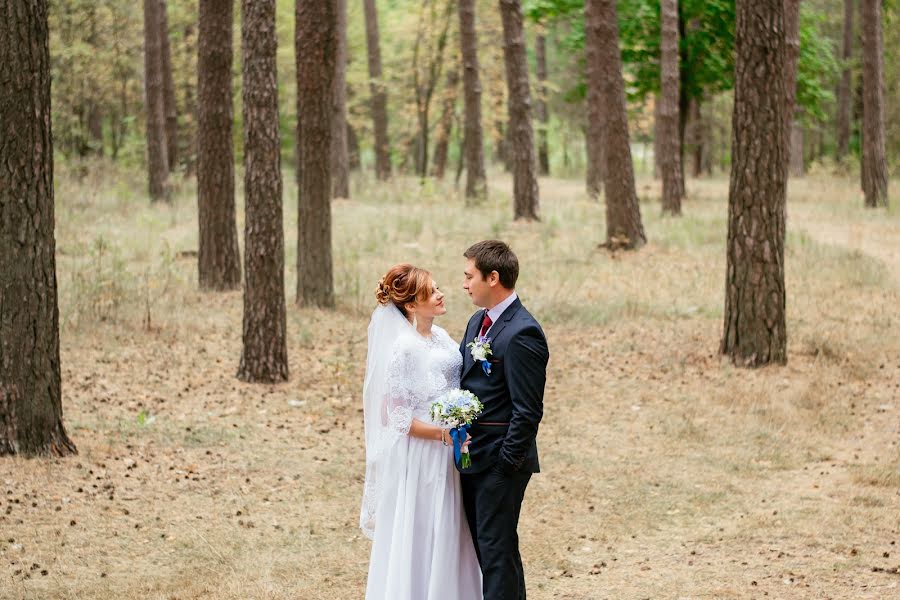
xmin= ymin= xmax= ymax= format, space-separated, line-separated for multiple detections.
xmin=499 ymin=0 xmax=540 ymax=221
xmin=363 ymin=0 xmax=391 ymax=180
xmin=535 ymin=31 xmax=549 ymax=176
xmin=721 ymin=0 xmax=788 ymax=367
xmin=331 ymin=0 xmax=350 ymax=198
xmin=458 ymin=0 xmax=487 ymax=199
xmin=790 ymin=119 xmax=804 ymax=176
xmin=660 ymin=0 xmax=684 ymax=215
xmin=586 ymin=0 xmax=645 ymax=249
xmin=88 ymin=103 xmax=104 ymax=155
xmin=296 ymin=0 xmax=336 ymax=307
xmin=784 ymin=0 xmax=802 ymax=177
xmin=0 ymin=0 xmax=77 ymax=457
xmin=584 ymin=14 xmax=605 ymax=198
xmin=144 ymin=0 xmax=170 ymax=200
xmin=197 ymin=0 xmax=241 ymax=291
xmin=687 ymin=98 xmax=704 ymax=178
xmin=412 ymin=0 xmax=454 ymax=179
xmin=160 ymin=0 xmax=178 ymax=172
xmin=836 ymin=0 xmax=853 ymax=160
xmin=238 ymin=0 xmax=289 ymax=383
xmin=431 ymin=66 xmax=459 ymax=179
xmin=348 ymin=122 xmax=361 ymax=170
xmin=860 ymin=0 xmax=888 ymax=207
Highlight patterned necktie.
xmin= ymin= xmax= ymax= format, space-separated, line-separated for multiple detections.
xmin=479 ymin=311 xmax=493 ymax=337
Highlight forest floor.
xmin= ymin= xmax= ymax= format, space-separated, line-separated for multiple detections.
xmin=1 ymin=167 xmax=898 ymax=600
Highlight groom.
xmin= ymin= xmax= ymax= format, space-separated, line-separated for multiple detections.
xmin=458 ymin=240 xmax=549 ymax=600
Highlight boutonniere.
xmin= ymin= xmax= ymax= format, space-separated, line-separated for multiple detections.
xmin=467 ymin=335 xmax=493 ymax=375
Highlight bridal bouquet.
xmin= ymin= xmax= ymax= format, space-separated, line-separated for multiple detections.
xmin=431 ymin=389 xmax=483 ymax=468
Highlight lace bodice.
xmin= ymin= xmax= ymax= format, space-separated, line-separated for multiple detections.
xmin=384 ymin=325 xmax=462 ymax=435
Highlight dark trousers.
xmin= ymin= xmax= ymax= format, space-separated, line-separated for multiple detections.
xmin=460 ymin=466 xmax=532 ymax=600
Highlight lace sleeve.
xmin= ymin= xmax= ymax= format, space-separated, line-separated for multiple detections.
xmin=383 ymin=336 xmax=424 ymax=437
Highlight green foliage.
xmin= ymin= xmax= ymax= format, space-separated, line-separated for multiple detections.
xmin=796 ymin=6 xmax=840 ymax=125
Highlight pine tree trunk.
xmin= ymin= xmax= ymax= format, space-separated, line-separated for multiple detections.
xmin=784 ymin=0 xmax=802 ymax=177
xmin=238 ymin=0 xmax=289 ymax=383
xmin=160 ymin=0 xmax=178 ymax=172
xmin=0 ymin=0 xmax=77 ymax=457
xmin=660 ymin=0 xmax=683 ymax=215
xmin=88 ymin=103 xmax=104 ymax=155
xmin=721 ymin=0 xmax=788 ymax=367
xmin=860 ymin=0 xmax=888 ymax=208
xmin=363 ymin=0 xmax=391 ymax=180
xmin=144 ymin=0 xmax=170 ymax=200
xmin=651 ymin=99 xmax=660 ymax=179
xmin=348 ymin=122 xmax=361 ymax=170
xmin=296 ymin=0 xmax=336 ymax=307
xmin=584 ymin=14 xmax=606 ymax=199
xmin=535 ymin=31 xmax=550 ymax=176
xmin=197 ymin=0 xmax=241 ymax=291
xmin=499 ymin=0 xmax=539 ymax=221
xmin=586 ymin=0 xmax=645 ymax=249
xmin=458 ymin=0 xmax=487 ymax=199
xmin=790 ymin=118 xmax=805 ymax=176
xmin=331 ymin=0 xmax=350 ymax=198
xmin=836 ymin=0 xmax=853 ymax=160
xmin=688 ymin=98 xmax=704 ymax=178
xmin=432 ymin=67 xmax=459 ymax=179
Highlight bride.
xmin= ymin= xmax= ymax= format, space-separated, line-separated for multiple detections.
xmin=360 ymin=263 xmax=482 ymax=599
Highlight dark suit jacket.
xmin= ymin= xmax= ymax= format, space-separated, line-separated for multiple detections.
xmin=457 ymin=297 xmax=549 ymax=474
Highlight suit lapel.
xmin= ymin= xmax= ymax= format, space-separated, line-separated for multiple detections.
xmin=462 ymin=298 xmax=522 ymax=379
xmin=461 ymin=313 xmax=479 ymax=372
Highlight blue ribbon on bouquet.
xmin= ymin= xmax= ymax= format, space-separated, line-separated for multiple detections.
xmin=449 ymin=424 xmax=470 ymax=465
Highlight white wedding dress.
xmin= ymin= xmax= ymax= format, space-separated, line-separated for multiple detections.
xmin=361 ymin=304 xmax=482 ymax=599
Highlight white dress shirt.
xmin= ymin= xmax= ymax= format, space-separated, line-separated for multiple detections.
xmin=482 ymin=291 xmax=518 ymax=336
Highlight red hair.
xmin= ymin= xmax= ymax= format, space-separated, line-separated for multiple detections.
xmin=376 ymin=264 xmax=432 ymax=316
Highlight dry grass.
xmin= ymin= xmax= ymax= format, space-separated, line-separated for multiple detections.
xmin=1 ymin=165 xmax=899 ymax=599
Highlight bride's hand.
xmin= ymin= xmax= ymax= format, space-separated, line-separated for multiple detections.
xmin=462 ymin=433 xmax=472 ymax=449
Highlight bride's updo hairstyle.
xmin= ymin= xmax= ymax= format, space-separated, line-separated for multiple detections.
xmin=376 ymin=263 xmax=432 ymax=317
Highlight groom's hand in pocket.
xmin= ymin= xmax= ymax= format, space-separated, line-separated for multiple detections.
xmin=491 ymin=458 xmax=517 ymax=477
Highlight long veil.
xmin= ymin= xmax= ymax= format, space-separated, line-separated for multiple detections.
xmin=360 ymin=303 xmax=413 ymax=539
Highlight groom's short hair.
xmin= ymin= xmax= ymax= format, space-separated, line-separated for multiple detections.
xmin=464 ymin=240 xmax=519 ymax=289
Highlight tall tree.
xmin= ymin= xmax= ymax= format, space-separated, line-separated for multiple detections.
xmin=197 ymin=0 xmax=241 ymax=291
xmin=237 ymin=0 xmax=289 ymax=383
xmin=412 ymin=0 xmax=454 ymax=178
xmin=535 ymin=30 xmax=550 ymax=176
xmin=332 ymin=0 xmax=350 ymax=198
xmin=0 ymin=0 xmax=77 ymax=456
xmin=431 ymin=65 xmax=460 ymax=178
xmin=586 ymin=0 xmax=645 ymax=248
xmin=836 ymin=0 xmax=853 ymax=161
xmin=585 ymin=22 xmax=605 ymax=199
xmin=721 ymin=0 xmax=787 ymax=367
xmin=784 ymin=0 xmax=802 ymax=177
xmin=362 ymin=0 xmax=391 ymax=180
xmin=686 ymin=98 xmax=705 ymax=177
xmin=499 ymin=0 xmax=540 ymax=221
xmin=458 ymin=0 xmax=487 ymax=199
xmin=143 ymin=0 xmax=170 ymax=200
xmin=160 ymin=0 xmax=178 ymax=172
xmin=659 ymin=0 xmax=684 ymax=215
xmin=860 ymin=0 xmax=888 ymax=208
xmin=296 ymin=0 xmax=336 ymax=307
